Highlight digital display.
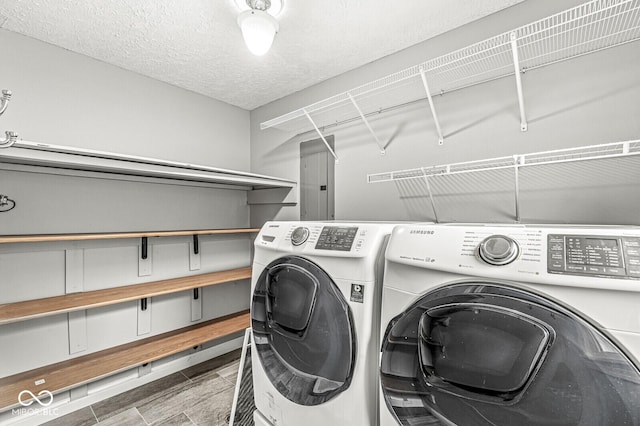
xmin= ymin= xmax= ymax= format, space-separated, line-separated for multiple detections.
xmin=586 ymin=238 xmax=618 ymax=249
xmin=566 ymin=237 xmax=621 ymax=267
xmin=315 ymin=226 xmax=358 ymax=251
xmin=547 ymin=234 xmax=640 ymax=279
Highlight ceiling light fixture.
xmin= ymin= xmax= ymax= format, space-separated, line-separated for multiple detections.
xmin=237 ymin=0 xmax=281 ymax=56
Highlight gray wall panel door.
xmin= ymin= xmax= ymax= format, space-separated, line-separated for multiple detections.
xmin=300 ymin=137 xmax=335 ymax=221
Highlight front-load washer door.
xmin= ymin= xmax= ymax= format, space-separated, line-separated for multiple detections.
xmin=380 ymin=282 xmax=640 ymax=425
xmin=252 ymin=255 xmax=356 ymax=406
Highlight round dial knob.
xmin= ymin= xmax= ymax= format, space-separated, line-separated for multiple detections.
xmin=478 ymin=235 xmax=519 ymax=266
xmin=291 ymin=227 xmax=310 ymax=246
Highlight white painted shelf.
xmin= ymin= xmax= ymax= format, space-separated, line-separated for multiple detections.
xmin=0 ymin=140 xmax=296 ymax=190
xmin=261 ymin=0 xmax=640 ymax=148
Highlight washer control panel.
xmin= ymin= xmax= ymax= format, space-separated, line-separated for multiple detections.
xmin=548 ymin=234 xmax=640 ymax=279
xmin=315 ymin=226 xmax=359 ymax=251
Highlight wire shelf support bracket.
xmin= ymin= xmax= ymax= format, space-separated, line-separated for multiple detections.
xmin=422 ymin=169 xmax=440 ymax=223
xmin=303 ymin=108 xmax=339 ymax=162
xmin=419 ymin=68 xmax=445 ymax=145
xmin=510 ymin=33 xmax=528 ymax=132
xmin=347 ymin=93 xmax=386 ymax=154
xmin=513 ymin=154 xmax=523 ymax=222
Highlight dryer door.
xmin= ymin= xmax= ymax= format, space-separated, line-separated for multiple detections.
xmin=380 ymin=282 xmax=640 ymax=425
xmin=252 ymin=256 xmax=356 ymax=405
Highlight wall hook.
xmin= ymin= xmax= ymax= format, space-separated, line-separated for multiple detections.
xmin=0 ymin=131 xmax=18 ymax=148
xmin=1 ymin=89 xmax=17 ymax=148
xmin=0 ymin=90 xmax=11 ymax=116
xmin=0 ymin=194 xmax=16 ymax=213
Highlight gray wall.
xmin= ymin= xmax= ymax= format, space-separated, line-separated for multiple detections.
xmin=0 ymin=30 xmax=253 ymax=234
xmin=249 ymin=0 xmax=640 ymax=226
xmin=1 ymin=30 xmax=250 ymax=169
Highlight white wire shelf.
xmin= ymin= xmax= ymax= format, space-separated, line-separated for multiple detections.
xmin=260 ymin=0 xmax=640 ymax=147
xmin=368 ymin=140 xmax=640 ymax=183
xmin=367 ymin=140 xmax=640 ymax=224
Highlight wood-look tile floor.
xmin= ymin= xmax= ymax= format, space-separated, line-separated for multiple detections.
xmin=44 ymin=349 xmax=242 ymax=426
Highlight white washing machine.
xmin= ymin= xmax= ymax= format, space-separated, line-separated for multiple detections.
xmin=251 ymin=221 xmax=398 ymax=426
xmin=379 ymin=223 xmax=640 ymax=425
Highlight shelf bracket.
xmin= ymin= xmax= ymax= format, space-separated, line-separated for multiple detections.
xmin=141 ymin=237 xmax=148 ymax=260
xmin=192 ymin=235 xmax=199 ymax=255
xmin=513 ymin=155 xmax=523 ymax=222
xmin=68 ymin=311 xmax=88 ymax=354
xmin=138 ymin=237 xmax=152 ymax=276
xmin=138 ymin=363 xmax=152 ymax=377
xmin=510 ymin=32 xmax=528 ymax=132
xmin=347 ymin=93 xmax=386 ymax=154
xmin=303 ymin=108 xmax=339 ymax=162
xmin=66 ymin=249 xmax=87 ymax=354
xmin=189 ymin=235 xmax=201 ymax=271
xmin=191 ymin=287 xmax=203 ymax=321
xmin=69 ymin=385 xmax=88 ymax=401
xmin=65 ymin=249 xmax=85 ymax=294
xmin=419 ymin=69 xmax=445 ymax=145
xmin=423 ymin=172 xmax=440 ymax=223
xmin=138 ymin=297 xmax=151 ymax=335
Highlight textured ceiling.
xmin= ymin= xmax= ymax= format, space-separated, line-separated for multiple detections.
xmin=0 ymin=0 xmax=524 ymax=110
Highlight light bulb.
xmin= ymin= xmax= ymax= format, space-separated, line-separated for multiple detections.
xmin=238 ymin=9 xmax=279 ymax=56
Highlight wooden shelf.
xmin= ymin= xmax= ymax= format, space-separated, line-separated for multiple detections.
xmin=0 ymin=228 xmax=260 ymax=244
xmin=0 ymin=267 xmax=252 ymax=325
xmin=0 ymin=311 xmax=250 ymax=410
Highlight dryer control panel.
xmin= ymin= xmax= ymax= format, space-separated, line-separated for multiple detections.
xmin=255 ymin=221 xmax=397 ymax=259
xmin=548 ymin=234 xmax=640 ymax=279
xmin=315 ymin=226 xmax=359 ymax=251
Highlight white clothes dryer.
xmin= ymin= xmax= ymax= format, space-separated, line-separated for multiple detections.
xmin=379 ymin=223 xmax=640 ymax=425
xmin=251 ymin=221 xmax=398 ymax=426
